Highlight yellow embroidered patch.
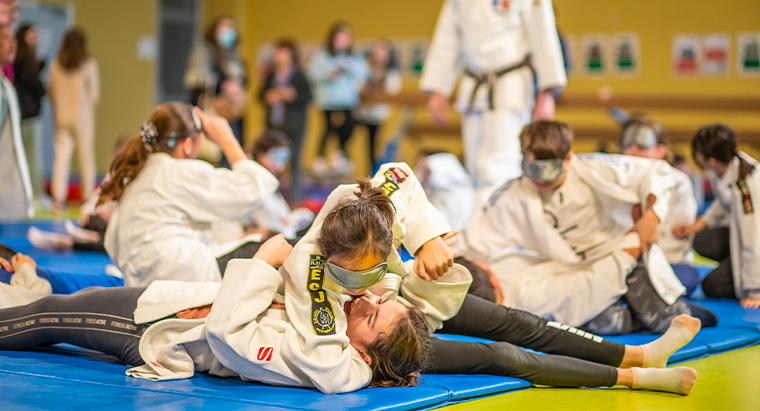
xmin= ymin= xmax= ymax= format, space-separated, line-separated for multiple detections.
xmin=307 ymin=254 xmax=336 ymax=335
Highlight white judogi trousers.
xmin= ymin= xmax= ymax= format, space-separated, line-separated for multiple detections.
xmin=462 ymin=108 xmax=532 ymax=203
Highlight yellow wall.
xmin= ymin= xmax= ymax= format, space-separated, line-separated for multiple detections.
xmin=45 ymin=0 xmax=157 ymax=174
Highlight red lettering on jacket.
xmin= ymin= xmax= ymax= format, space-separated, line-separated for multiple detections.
xmin=257 ymin=346 xmax=274 ymax=362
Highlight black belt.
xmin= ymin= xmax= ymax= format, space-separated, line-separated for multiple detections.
xmin=464 ymin=54 xmax=531 ymax=112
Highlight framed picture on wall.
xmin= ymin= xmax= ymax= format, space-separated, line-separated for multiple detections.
xmin=702 ymin=34 xmax=730 ymax=76
xmin=737 ymin=32 xmax=760 ymax=77
xmin=611 ymin=33 xmax=640 ymax=77
xmin=673 ymin=34 xmax=701 ymax=76
xmin=581 ymin=34 xmax=606 ymax=77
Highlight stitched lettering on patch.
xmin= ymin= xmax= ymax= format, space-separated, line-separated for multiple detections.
xmin=737 ymin=179 xmax=754 ymax=214
xmin=307 ymin=254 xmax=336 ymax=335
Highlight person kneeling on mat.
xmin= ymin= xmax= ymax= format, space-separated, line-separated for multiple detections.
xmin=456 ymin=120 xmax=717 ymax=335
xmin=674 ymin=124 xmax=760 ymax=309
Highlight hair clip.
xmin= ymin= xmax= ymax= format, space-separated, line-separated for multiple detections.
xmin=140 ymin=121 xmax=159 ymax=145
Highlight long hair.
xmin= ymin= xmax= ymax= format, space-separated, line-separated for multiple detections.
xmin=317 ymin=177 xmax=395 ymax=261
xmin=366 ymin=306 xmax=430 ymax=388
xmin=204 ymin=16 xmax=239 ymax=71
xmin=97 ymin=103 xmax=198 ymax=206
xmin=325 ymin=21 xmax=353 ymax=56
xmin=15 ymin=24 xmax=36 ymax=65
xmin=693 ymin=123 xmax=755 ymax=180
xmin=58 ymin=29 xmax=88 ymax=71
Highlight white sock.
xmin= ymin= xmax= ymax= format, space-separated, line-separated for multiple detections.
xmin=27 ymin=227 xmax=73 ymax=251
xmin=642 ymin=314 xmax=701 ymax=368
xmin=632 ymin=366 xmax=697 ymax=395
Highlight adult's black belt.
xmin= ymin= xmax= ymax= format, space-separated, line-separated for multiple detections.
xmin=464 ymin=54 xmax=531 ymax=112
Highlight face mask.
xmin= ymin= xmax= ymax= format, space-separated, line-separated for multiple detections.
xmin=217 ymin=27 xmax=237 ymax=48
xmin=522 ymin=158 xmax=565 ymax=182
xmin=325 ymin=261 xmax=388 ymax=290
xmin=621 ymin=124 xmax=658 ymax=150
xmin=266 ymin=146 xmax=291 ymax=168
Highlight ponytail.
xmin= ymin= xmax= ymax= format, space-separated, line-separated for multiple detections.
xmin=97 ymin=134 xmax=148 ymax=206
xmin=318 ymin=177 xmax=396 ymax=261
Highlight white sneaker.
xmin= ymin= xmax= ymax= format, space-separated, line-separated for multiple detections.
xmin=27 ymin=227 xmax=73 ymax=251
xmin=312 ymin=156 xmax=329 ymax=177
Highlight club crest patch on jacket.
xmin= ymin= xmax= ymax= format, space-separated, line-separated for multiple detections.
xmin=307 ymin=254 xmax=336 ymax=335
xmin=737 ymin=179 xmax=754 ymax=214
xmin=380 ymin=167 xmax=408 ymax=197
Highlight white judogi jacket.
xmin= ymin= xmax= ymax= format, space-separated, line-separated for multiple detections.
xmin=251 ymin=192 xmax=315 ymax=239
xmin=0 ymin=75 xmax=33 ymax=220
xmin=457 ymin=154 xmax=686 ymax=326
xmin=702 ymin=152 xmax=760 ymax=299
xmin=659 ymin=168 xmax=698 ymax=263
xmin=417 ymin=153 xmax=475 ymax=231
xmin=419 ymin=0 xmax=566 ymax=112
xmin=0 ymin=263 xmax=51 ymax=309
xmin=104 ymin=153 xmax=278 ymax=286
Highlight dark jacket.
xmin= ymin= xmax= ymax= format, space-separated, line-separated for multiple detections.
xmin=13 ymin=51 xmax=46 ymax=119
xmin=258 ymin=69 xmax=312 ymax=134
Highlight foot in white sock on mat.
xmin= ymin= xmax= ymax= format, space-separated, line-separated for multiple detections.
xmin=632 ymin=366 xmax=697 ymax=395
xmin=27 ymin=227 xmax=73 ymax=251
xmin=643 ymin=314 xmax=701 ymax=368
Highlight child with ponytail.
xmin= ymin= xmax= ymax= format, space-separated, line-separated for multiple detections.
xmin=99 ymin=102 xmax=278 ymax=286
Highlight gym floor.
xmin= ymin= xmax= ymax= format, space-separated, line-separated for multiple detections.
xmin=440 ymin=344 xmax=760 ymax=410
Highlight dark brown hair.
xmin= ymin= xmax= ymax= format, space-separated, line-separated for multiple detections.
xmin=366 ymin=305 xmax=430 ymax=388
xmin=519 ymin=120 xmax=573 ymax=160
xmin=97 ymin=102 xmax=198 ymax=206
xmin=15 ymin=24 xmax=36 ymax=65
xmin=58 ymin=29 xmax=87 ymax=71
xmin=273 ymin=37 xmax=300 ymax=69
xmin=693 ymin=123 xmax=754 ymax=180
xmin=251 ymin=129 xmax=290 ymax=160
xmin=326 ymin=21 xmax=353 ymax=56
xmin=317 ymin=177 xmax=395 ymax=261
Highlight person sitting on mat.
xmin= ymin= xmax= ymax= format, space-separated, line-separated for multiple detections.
xmin=618 ymin=115 xmax=700 ymax=297
xmin=97 ymin=102 xmax=279 ymax=286
xmin=674 ymin=124 xmax=760 ymax=309
xmin=455 ymin=120 xmax=717 ymax=335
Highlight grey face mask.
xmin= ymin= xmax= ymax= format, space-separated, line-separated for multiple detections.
xmin=621 ymin=124 xmax=658 ymax=150
xmin=325 ymin=262 xmax=388 ymax=290
xmin=522 ymin=158 xmax=565 ymax=182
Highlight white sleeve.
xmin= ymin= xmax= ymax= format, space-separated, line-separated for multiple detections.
xmin=372 ymin=162 xmax=452 ymax=255
xmin=204 ymin=259 xmax=304 ymax=389
xmin=702 ymin=196 xmax=730 ymax=228
xmin=398 ymin=263 xmax=472 ymax=332
xmin=523 ymin=0 xmax=567 ymax=91
xmin=418 ymin=0 xmax=462 ymax=96
xmin=174 ymin=159 xmax=279 ymax=223
xmin=384 ymin=70 xmax=403 ymax=95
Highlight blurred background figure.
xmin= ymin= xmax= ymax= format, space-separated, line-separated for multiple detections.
xmin=354 ymin=38 xmax=401 ymax=171
xmin=13 ymin=23 xmax=45 ymax=203
xmin=309 ymin=21 xmax=369 ymax=177
xmin=619 ymin=115 xmax=701 ymax=297
xmin=258 ymin=38 xmax=311 ymax=203
xmin=415 ymin=151 xmax=474 ymax=232
xmin=48 ymin=28 xmax=99 ymax=214
xmin=185 ymin=16 xmax=248 ymax=168
xmin=0 ymin=21 xmax=33 ymax=220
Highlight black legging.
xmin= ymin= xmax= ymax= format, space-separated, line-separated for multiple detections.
xmin=694 ymin=227 xmax=735 ymax=299
xmin=0 ymin=287 xmax=147 ymax=366
xmin=317 ymin=110 xmax=356 ymax=156
xmin=356 ymin=122 xmax=380 ymax=166
xmin=425 ymin=294 xmax=622 ymax=387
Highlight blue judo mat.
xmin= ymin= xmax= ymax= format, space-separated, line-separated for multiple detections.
xmin=1 ymin=220 xmax=759 ymax=410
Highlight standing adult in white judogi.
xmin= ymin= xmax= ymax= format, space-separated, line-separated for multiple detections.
xmin=420 ymin=0 xmax=567 ymax=202
xmin=0 ymin=24 xmax=34 ymax=220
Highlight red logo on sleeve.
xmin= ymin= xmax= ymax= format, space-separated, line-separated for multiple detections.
xmin=257 ymin=346 xmax=274 ymax=362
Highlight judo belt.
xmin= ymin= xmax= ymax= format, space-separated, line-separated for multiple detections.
xmin=464 ymin=54 xmax=531 ymax=113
